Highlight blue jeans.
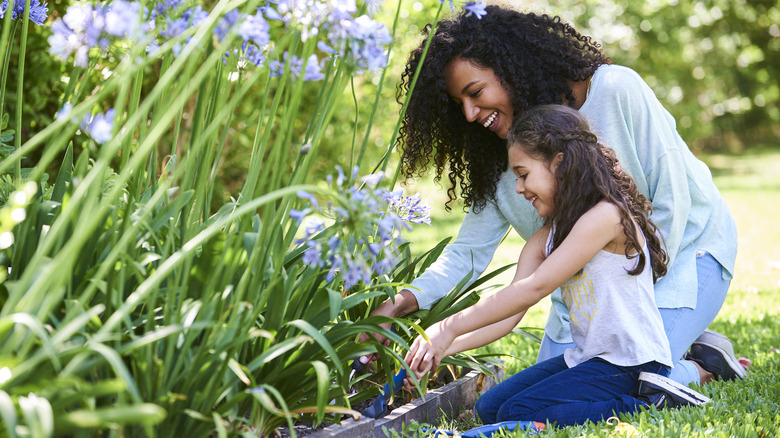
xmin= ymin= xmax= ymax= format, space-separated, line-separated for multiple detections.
xmin=538 ymin=252 xmax=730 ymax=386
xmin=474 ymin=355 xmax=669 ymax=426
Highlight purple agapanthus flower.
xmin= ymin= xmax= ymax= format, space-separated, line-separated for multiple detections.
xmin=270 ymin=52 xmax=321 ymax=81
xmin=388 ymin=192 xmax=432 ymax=225
xmin=237 ymin=11 xmax=270 ymax=47
xmin=81 ymin=109 xmax=115 ymax=144
xmin=297 ymin=190 xmax=319 ymax=208
xmin=324 ymin=12 xmax=390 ymax=74
xmin=259 ymin=3 xmax=283 ymax=21
xmin=146 ymin=3 xmax=209 ymax=57
xmin=242 ymin=43 xmax=266 ymax=67
xmin=289 ymin=208 xmax=310 ymax=224
xmin=440 ymin=0 xmax=454 ymax=12
xmin=302 ymin=240 xmax=325 ymax=268
xmin=214 ymin=8 xmax=240 ymax=41
xmin=48 ymin=0 xmax=143 ymax=67
xmin=291 ymin=166 xmax=432 ymax=290
xmin=48 ymin=3 xmax=101 ymax=67
xmin=0 ymin=0 xmax=49 ymax=26
xmin=464 ymin=1 xmax=487 ymax=19
xmin=103 ymin=0 xmax=141 ymax=37
xmin=55 ymin=102 xmax=73 ymax=122
xmin=301 ymin=54 xmax=324 ymax=81
xmin=218 ymin=9 xmax=271 ymax=68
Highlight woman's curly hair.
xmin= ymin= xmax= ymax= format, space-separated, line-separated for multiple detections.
xmin=397 ymin=6 xmax=611 ymax=212
xmin=509 ymin=105 xmax=668 ymax=282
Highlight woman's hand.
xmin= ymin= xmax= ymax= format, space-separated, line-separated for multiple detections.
xmin=404 ymin=322 xmax=454 ymax=378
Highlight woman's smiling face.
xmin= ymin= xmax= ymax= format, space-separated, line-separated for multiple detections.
xmin=445 ymin=57 xmax=514 ymax=139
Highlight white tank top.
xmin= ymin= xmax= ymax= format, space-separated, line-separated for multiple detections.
xmin=546 ymin=228 xmax=674 ymax=368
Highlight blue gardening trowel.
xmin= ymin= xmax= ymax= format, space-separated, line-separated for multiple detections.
xmin=361 ymin=368 xmax=408 ymax=419
xmin=422 ymin=420 xmax=546 ymax=438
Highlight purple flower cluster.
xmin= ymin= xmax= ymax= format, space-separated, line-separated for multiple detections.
xmin=217 ymin=6 xmax=281 ymax=68
xmin=57 ymin=102 xmax=115 ymax=144
xmin=269 ymin=52 xmax=324 ymax=81
xmin=45 ymin=0 xmax=392 ymax=78
xmin=288 ymin=0 xmax=391 ymax=74
xmin=270 ymin=0 xmax=390 ymax=74
xmin=322 ymin=12 xmax=391 ymax=74
xmin=290 ymin=166 xmax=431 ymax=290
xmin=387 ymin=192 xmax=432 ymax=225
xmin=0 ymin=0 xmax=48 ymax=26
xmin=48 ymin=0 xmax=142 ymax=67
xmin=146 ymin=0 xmax=209 ymax=56
xmin=82 ymin=108 xmax=115 ymax=143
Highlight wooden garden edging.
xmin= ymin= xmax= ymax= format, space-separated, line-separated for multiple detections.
xmin=310 ymin=366 xmax=505 ymax=438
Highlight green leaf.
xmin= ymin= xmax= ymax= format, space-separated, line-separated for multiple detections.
xmin=288 ymin=319 xmax=344 ymax=375
xmin=247 ymin=335 xmax=312 ymax=371
xmin=51 ymin=144 xmax=73 ymax=205
xmin=0 ymin=391 xmax=18 ymax=438
xmin=327 ymin=288 xmax=342 ymax=322
xmin=56 ymin=404 xmax=167 ymax=429
xmin=311 ymin=360 xmax=329 ymax=425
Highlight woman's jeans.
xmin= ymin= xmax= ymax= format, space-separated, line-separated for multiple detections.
xmin=538 ymin=252 xmax=730 ymax=386
xmin=474 ymin=355 xmax=669 ymax=426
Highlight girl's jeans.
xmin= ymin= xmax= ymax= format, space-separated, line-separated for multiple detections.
xmin=537 ymin=252 xmax=730 ymax=386
xmin=474 ymin=355 xmax=669 ymax=426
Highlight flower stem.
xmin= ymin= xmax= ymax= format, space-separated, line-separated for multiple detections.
xmin=13 ymin=0 xmax=31 ymax=184
xmin=0 ymin=19 xmax=16 ymax=129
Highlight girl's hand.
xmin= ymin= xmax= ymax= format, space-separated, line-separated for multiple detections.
xmin=404 ymin=322 xmax=454 ymax=377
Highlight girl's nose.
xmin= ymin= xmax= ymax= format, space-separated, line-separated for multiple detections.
xmin=515 ymin=178 xmax=524 ymax=195
xmin=462 ymin=100 xmax=479 ymax=123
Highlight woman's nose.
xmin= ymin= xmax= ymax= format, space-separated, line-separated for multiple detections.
xmin=462 ymin=100 xmax=479 ymax=123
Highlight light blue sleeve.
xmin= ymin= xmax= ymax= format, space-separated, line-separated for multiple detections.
xmin=582 ymin=65 xmax=702 ymax=309
xmin=408 ymin=201 xmax=511 ymax=310
xmin=583 ymin=66 xmax=691 ymax=267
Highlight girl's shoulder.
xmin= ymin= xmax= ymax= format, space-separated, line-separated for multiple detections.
xmin=583 ymin=200 xmax=621 ymax=225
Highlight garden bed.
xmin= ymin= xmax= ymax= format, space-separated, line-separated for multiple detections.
xmin=307 ymin=366 xmax=504 ymax=438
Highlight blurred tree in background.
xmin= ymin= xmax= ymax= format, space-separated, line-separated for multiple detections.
xmin=7 ymin=0 xmax=780 ymax=202
xmin=378 ymin=0 xmax=780 ymax=155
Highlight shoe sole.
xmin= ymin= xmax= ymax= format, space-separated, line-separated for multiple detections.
xmin=693 ymin=330 xmax=747 ymax=379
xmin=638 ymin=372 xmax=712 ymax=406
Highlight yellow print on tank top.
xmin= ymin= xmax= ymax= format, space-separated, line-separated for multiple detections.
xmin=561 ymin=271 xmax=598 ymax=333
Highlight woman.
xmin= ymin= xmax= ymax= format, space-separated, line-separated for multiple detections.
xmin=365 ymin=6 xmax=743 ymax=387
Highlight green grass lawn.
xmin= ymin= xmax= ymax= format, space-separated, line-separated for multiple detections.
xmin=401 ymin=147 xmax=780 ymax=437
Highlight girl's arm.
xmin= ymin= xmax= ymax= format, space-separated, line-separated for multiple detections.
xmin=405 ymin=201 xmax=622 ymax=375
xmin=440 ymin=226 xmax=548 ymax=356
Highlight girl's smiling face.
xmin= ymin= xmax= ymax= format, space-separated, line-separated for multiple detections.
xmin=509 ymin=145 xmax=562 ymax=217
xmin=445 ymin=57 xmax=514 ymax=139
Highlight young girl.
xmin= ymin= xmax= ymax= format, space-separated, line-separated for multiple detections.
xmin=404 ymin=105 xmax=708 ymax=427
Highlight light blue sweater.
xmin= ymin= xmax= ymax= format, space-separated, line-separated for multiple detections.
xmin=408 ymin=65 xmax=738 ymax=343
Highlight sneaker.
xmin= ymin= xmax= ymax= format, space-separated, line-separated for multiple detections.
xmin=634 ymin=372 xmax=711 ymax=409
xmin=687 ymin=330 xmax=747 ymax=381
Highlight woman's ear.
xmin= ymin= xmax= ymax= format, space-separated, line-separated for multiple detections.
xmin=551 ymin=152 xmax=564 ymax=170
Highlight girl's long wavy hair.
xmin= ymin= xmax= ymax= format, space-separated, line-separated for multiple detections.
xmin=397 ymin=6 xmax=611 ymax=212
xmin=510 ymin=105 xmax=668 ymax=282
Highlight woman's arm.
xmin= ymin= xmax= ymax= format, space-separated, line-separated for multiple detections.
xmin=357 ymin=201 xmax=514 ymax=350
xmin=405 ymin=202 xmax=623 ymax=375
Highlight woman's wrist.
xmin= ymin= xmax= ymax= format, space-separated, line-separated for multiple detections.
xmin=373 ymin=289 xmax=420 ymax=318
